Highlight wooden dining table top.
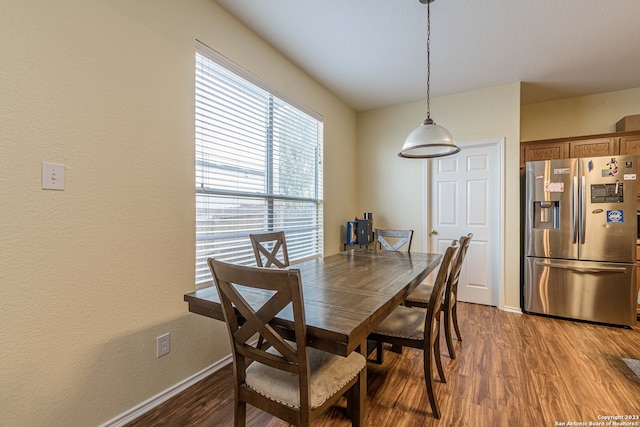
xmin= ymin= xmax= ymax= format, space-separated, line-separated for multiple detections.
xmin=184 ymin=249 xmax=442 ymax=357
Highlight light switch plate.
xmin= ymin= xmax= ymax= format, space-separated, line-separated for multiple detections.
xmin=42 ymin=162 xmax=64 ymax=190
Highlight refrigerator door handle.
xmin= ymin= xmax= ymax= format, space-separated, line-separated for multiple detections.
xmin=534 ymin=261 xmax=627 ymax=274
xmin=572 ymin=176 xmax=579 ymax=243
xmin=580 ymin=175 xmax=586 ymax=244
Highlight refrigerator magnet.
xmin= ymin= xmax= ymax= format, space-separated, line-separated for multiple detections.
xmin=623 ymin=174 xmax=636 ymax=180
xmin=545 ymin=182 xmax=564 ymax=192
xmin=606 ymin=210 xmax=624 ymax=223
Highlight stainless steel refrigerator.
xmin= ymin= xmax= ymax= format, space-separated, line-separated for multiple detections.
xmin=524 ymin=155 xmax=637 ymax=327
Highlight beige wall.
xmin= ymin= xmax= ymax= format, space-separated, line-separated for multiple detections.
xmin=0 ymin=0 xmax=357 ymax=425
xmin=521 ymin=87 xmax=640 ymax=141
xmin=3 ymin=0 xmax=638 ymax=424
xmin=357 ymin=83 xmax=522 ymax=310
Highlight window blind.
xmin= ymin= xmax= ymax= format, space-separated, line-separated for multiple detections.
xmin=195 ymin=42 xmax=324 ymax=286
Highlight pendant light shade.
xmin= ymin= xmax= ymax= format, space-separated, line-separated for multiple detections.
xmin=399 ymin=0 xmax=460 ymax=159
xmin=399 ymin=118 xmax=460 ymax=158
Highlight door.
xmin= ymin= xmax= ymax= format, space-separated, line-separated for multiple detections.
xmin=619 ymin=136 xmax=640 ymax=198
xmin=525 ymin=158 xmax=578 ymax=261
xmin=428 ymin=139 xmax=502 ymax=306
xmin=580 ymin=155 xmax=637 ymax=263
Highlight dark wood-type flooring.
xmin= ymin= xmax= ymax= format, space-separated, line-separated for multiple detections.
xmin=126 ymin=303 xmax=640 ymax=426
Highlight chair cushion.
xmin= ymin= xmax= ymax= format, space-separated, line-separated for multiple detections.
xmin=405 ymin=284 xmax=434 ymax=305
xmin=245 ymin=346 xmax=366 ymax=409
xmin=372 ymin=305 xmax=426 ymax=341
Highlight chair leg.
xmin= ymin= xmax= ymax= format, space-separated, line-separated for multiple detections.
xmin=390 ymin=343 xmax=403 ymax=354
xmin=433 ymin=325 xmax=446 ymax=384
xmin=424 ymin=342 xmax=441 ymax=419
xmin=452 ymin=301 xmax=462 ymax=341
xmin=347 ymin=372 xmax=365 ymax=426
xmin=375 ymin=340 xmax=384 ymax=364
xmin=444 ymin=307 xmax=456 ymax=359
xmin=234 ymin=400 xmax=246 ymax=427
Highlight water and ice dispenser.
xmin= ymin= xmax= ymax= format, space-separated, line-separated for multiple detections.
xmin=532 ymin=201 xmax=560 ymax=229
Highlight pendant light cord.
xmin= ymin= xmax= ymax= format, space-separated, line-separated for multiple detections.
xmin=426 ymin=0 xmax=431 ymax=120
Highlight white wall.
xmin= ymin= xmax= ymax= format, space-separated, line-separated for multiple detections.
xmin=0 ymin=0 xmax=357 ymax=424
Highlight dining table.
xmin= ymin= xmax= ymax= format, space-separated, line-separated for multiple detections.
xmin=184 ymin=248 xmax=442 ymax=424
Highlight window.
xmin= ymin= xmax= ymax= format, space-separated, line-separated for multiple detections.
xmin=195 ymin=42 xmax=324 ymax=286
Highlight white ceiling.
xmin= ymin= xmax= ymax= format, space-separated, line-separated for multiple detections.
xmin=215 ymin=0 xmax=640 ymax=112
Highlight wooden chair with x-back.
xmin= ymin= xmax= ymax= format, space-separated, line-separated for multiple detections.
xmin=368 ymin=241 xmax=458 ymax=419
xmin=207 ymin=258 xmax=367 ymax=426
xmin=404 ymin=233 xmax=472 ymax=359
xmin=375 ymin=229 xmax=413 ymax=252
xmin=249 ymin=231 xmax=290 ymax=268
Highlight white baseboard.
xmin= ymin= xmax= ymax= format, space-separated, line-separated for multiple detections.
xmin=501 ymin=305 xmax=523 ymax=314
xmin=101 ymin=355 xmax=232 ymax=427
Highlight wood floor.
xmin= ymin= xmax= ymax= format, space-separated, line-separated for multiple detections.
xmin=126 ymin=303 xmax=640 ymax=426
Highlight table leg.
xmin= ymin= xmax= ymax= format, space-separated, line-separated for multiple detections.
xmin=354 ymin=339 xmax=367 ymax=426
xmin=346 ymin=339 xmax=367 ymax=426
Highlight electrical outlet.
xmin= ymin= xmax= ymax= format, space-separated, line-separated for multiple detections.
xmin=157 ymin=333 xmax=170 ymax=357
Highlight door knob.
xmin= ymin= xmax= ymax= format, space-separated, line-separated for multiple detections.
xmin=431 ymin=229 xmax=438 ymax=235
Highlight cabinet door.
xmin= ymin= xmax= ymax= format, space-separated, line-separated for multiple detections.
xmin=620 ymin=135 xmax=640 ymax=198
xmin=522 ymin=141 xmax=568 ymax=166
xmin=569 ymin=137 xmax=618 ymax=158
xmin=619 ymin=135 xmax=640 ymax=157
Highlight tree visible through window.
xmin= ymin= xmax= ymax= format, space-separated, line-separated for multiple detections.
xmin=195 ymin=43 xmax=323 ymax=286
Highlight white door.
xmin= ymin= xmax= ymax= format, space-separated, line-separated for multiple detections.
xmin=427 ymin=139 xmax=503 ymax=306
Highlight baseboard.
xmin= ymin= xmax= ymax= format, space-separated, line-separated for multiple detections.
xmin=100 ymin=355 xmax=232 ymax=427
xmin=501 ymin=305 xmax=523 ymax=314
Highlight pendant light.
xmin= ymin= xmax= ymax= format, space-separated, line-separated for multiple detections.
xmin=399 ymin=0 xmax=460 ymax=159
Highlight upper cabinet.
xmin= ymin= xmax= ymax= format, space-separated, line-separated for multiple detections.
xmin=520 ymin=131 xmax=640 ymax=168
xmin=620 ymin=134 xmax=640 ymax=158
xmin=568 ymin=137 xmax=618 ymax=158
xmin=521 ymin=141 xmax=568 ymax=165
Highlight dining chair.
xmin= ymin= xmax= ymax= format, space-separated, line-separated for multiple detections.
xmin=404 ymin=233 xmax=473 ymax=359
xmin=376 ymin=229 xmax=413 ymax=252
xmin=250 ymin=231 xmax=290 ymax=268
xmin=207 ymin=258 xmax=367 ymax=427
xmin=367 ymin=228 xmax=415 ymax=358
xmin=368 ymin=241 xmax=458 ymax=419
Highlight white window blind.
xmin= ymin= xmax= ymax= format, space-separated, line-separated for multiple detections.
xmin=195 ymin=42 xmax=324 ymax=286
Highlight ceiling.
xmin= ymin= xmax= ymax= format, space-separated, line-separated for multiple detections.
xmin=215 ymin=0 xmax=640 ymax=112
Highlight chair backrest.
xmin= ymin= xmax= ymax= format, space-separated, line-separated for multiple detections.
xmin=446 ymin=233 xmax=473 ymax=303
xmin=207 ymin=258 xmax=311 ymax=406
xmin=425 ymin=241 xmax=458 ymax=331
xmin=250 ymin=231 xmax=290 ymax=268
xmin=376 ymin=229 xmax=413 ymax=252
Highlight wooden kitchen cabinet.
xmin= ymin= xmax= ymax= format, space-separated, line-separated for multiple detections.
xmin=521 ymin=141 xmax=569 ymax=166
xmin=520 ymin=136 xmax=617 ymax=167
xmin=619 ymin=134 xmax=640 ymax=157
xmin=568 ymin=137 xmax=618 ymax=158
xmin=521 ymin=131 xmax=640 ymax=167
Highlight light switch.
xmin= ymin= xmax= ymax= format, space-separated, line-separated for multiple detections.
xmin=42 ymin=162 xmax=65 ymax=190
